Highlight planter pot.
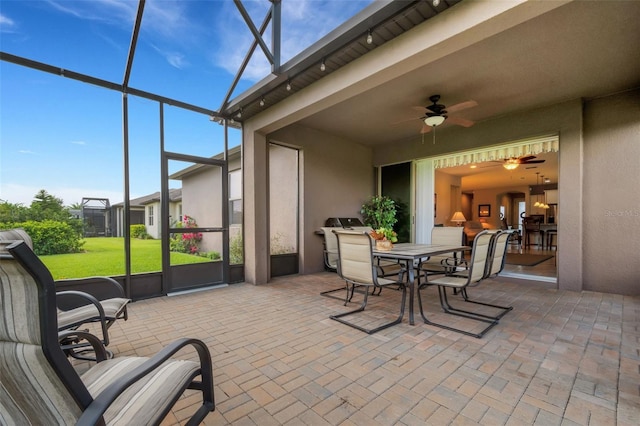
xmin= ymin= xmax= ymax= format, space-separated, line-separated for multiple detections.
xmin=376 ymin=240 xmax=394 ymax=251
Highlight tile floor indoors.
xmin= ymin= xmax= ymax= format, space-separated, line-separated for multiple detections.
xmin=74 ymin=271 xmax=639 ymax=425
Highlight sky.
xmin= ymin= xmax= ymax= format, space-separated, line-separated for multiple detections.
xmin=0 ymin=0 xmax=373 ymax=206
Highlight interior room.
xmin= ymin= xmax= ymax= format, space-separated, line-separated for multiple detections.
xmin=435 ymin=149 xmax=558 ymax=281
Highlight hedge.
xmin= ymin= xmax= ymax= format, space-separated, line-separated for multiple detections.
xmin=0 ymin=220 xmax=84 ymax=255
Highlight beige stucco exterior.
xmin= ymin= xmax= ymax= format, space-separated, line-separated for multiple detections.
xmin=241 ymin=2 xmax=640 ymax=295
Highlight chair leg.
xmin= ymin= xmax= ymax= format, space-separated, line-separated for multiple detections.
xmin=458 ymin=288 xmax=513 ymax=320
xmin=417 ymin=285 xmax=498 ymax=338
xmin=330 ymin=284 xmax=407 ymax=334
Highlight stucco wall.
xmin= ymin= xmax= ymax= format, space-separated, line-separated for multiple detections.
xmin=181 ymin=167 xmax=222 ymax=253
xmin=269 ymin=123 xmax=374 ymax=274
xmin=582 ymin=89 xmax=640 ymax=295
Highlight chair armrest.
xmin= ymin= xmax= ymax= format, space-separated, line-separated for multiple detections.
xmin=76 ymin=338 xmax=214 ymax=426
xmin=56 ymin=290 xmax=107 ymax=318
xmin=58 ymin=329 xmax=109 ymax=362
xmin=56 ymin=276 xmax=125 ymax=300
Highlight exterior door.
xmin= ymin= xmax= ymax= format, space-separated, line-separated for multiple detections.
xmin=162 ymin=152 xmax=229 ymax=293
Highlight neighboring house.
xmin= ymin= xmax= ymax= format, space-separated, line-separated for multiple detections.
xmin=111 ymin=189 xmax=182 ymax=239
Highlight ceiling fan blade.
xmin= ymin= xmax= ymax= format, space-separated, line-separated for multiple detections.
xmin=518 ymin=155 xmax=537 ymax=162
xmin=447 ymin=116 xmax=475 ymax=128
xmin=522 ymin=159 xmax=545 ymax=164
xmin=446 ymin=100 xmax=478 ymax=114
xmin=420 ymin=124 xmax=433 ymax=134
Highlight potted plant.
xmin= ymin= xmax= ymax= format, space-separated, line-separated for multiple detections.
xmin=369 ymin=227 xmax=398 ymax=250
xmin=361 ymin=196 xmax=398 ymax=249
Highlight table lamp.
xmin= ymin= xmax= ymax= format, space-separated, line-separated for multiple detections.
xmin=451 ymin=211 xmax=466 ymax=226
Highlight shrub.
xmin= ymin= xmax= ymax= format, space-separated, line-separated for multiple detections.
xmin=131 ymin=224 xmax=150 ymax=239
xmin=0 ymin=220 xmax=84 ymax=255
xmin=199 ymin=251 xmax=221 ymax=261
xmin=230 ymin=233 xmax=243 ymax=264
xmin=170 ymin=215 xmax=202 ymax=254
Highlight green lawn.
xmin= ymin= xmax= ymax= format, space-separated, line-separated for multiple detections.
xmin=41 ymin=237 xmax=211 ymax=280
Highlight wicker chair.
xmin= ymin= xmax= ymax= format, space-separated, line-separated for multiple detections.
xmin=0 ymin=240 xmax=215 ymax=425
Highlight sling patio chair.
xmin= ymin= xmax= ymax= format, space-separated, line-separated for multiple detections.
xmin=417 ymin=230 xmax=499 ymax=338
xmin=418 ymin=226 xmax=466 ymax=279
xmin=455 ymin=230 xmax=514 ymax=320
xmin=329 ymin=230 xmax=407 ymax=334
xmin=0 ymin=228 xmax=130 ymax=360
xmin=319 ymin=226 xmax=403 ymax=305
xmin=0 ymin=240 xmax=215 ymax=425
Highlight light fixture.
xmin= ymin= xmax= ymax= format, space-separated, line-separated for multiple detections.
xmin=320 ymin=60 xmax=326 ymax=72
xmin=451 ymin=211 xmax=467 ymax=226
xmin=259 ymin=98 xmax=265 ymax=107
xmin=433 ymin=0 xmax=441 ymax=7
xmin=366 ymin=30 xmax=373 ymax=45
xmin=423 ymin=115 xmax=445 ymax=127
xmin=503 ymin=158 xmax=519 ymax=170
xmin=236 ymin=108 xmax=242 ymax=119
xmin=286 ymin=80 xmax=291 ymax=91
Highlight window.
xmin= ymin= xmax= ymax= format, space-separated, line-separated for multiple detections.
xmin=148 ymin=205 xmax=154 ymax=226
xmin=229 ymin=169 xmax=242 ymax=225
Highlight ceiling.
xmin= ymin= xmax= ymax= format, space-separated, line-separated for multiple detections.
xmin=286 ymin=0 xmax=639 ymax=191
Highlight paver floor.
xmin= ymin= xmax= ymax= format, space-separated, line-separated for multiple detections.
xmin=78 ymin=273 xmax=640 ymax=425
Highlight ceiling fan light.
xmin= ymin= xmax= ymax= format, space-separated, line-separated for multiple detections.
xmin=503 ymin=158 xmax=519 ymax=170
xmin=424 ymin=115 xmax=445 ymax=127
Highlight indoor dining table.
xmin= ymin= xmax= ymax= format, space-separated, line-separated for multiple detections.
xmin=373 ymin=243 xmax=469 ymax=325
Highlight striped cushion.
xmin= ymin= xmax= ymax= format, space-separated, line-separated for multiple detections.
xmin=1 ymin=253 xmax=82 ymax=424
xmin=82 ymin=357 xmax=201 ymax=425
xmin=57 ymin=298 xmax=129 ymax=330
xmin=0 ymin=229 xmax=33 ymax=250
xmin=0 ymin=342 xmax=82 ymax=425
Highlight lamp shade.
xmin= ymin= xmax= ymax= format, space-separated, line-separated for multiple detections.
xmin=424 ymin=115 xmax=445 ymax=127
xmin=451 ymin=211 xmax=466 ymax=223
xmin=503 ymin=158 xmax=519 ymax=170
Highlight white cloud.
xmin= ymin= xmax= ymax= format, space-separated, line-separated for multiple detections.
xmin=18 ymin=150 xmax=37 ymax=155
xmin=71 ymin=140 xmax=87 ymax=145
xmin=0 ymin=13 xmax=16 ymax=32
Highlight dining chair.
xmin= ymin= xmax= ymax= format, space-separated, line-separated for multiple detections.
xmin=330 ymin=230 xmax=407 ymax=334
xmin=455 ymin=230 xmax=514 ymax=320
xmin=417 ymin=230 xmax=499 ymax=338
xmin=0 ymin=240 xmax=215 ymax=425
xmin=418 ymin=226 xmax=465 ymax=279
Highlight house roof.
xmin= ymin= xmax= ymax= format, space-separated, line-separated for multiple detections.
xmin=112 ymin=188 xmax=181 ymax=208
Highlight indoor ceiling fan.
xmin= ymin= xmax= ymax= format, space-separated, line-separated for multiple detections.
xmin=414 ymin=94 xmax=478 ymax=134
xmin=497 ymin=155 xmax=546 ymax=170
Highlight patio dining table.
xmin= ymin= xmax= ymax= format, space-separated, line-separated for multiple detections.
xmin=373 ymin=243 xmax=469 ymax=325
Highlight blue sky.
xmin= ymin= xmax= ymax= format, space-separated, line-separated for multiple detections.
xmin=0 ymin=0 xmax=373 ymax=206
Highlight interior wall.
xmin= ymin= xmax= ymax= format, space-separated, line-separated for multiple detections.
xmin=269 ymin=123 xmax=374 ymax=274
xmin=374 ymin=99 xmax=584 ymax=291
xmin=582 ymin=89 xmax=640 ymax=295
xmin=434 ymin=170 xmax=461 ymax=225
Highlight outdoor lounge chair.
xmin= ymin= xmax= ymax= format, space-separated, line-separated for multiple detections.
xmin=330 ymin=230 xmax=407 ymax=334
xmin=0 ymin=228 xmax=129 ymax=359
xmin=0 ymin=240 xmax=215 ymax=425
xmin=417 ymin=230 xmax=499 ymax=338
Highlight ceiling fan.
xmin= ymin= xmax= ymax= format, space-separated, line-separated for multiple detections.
xmin=499 ymin=155 xmax=546 ymax=170
xmin=415 ymin=95 xmax=478 ymax=134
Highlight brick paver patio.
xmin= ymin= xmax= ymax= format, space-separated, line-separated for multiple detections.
xmin=84 ymin=272 xmax=640 ymax=425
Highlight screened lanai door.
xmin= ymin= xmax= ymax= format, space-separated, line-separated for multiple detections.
xmin=162 ymin=152 xmax=229 ymax=293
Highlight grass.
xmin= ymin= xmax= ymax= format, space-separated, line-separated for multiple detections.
xmin=40 ymin=237 xmax=212 ymax=280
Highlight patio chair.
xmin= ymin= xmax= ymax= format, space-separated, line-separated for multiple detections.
xmin=418 ymin=226 xmax=465 ymax=278
xmin=0 ymin=240 xmax=215 ymax=425
xmin=417 ymin=230 xmax=499 ymax=338
xmin=330 ymin=230 xmax=407 ymax=334
xmin=455 ymin=230 xmax=513 ymax=320
xmin=0 ymin=228 xmax=129 ymax=360
xmin=319 ymin=226 xmax=402 ymax=304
